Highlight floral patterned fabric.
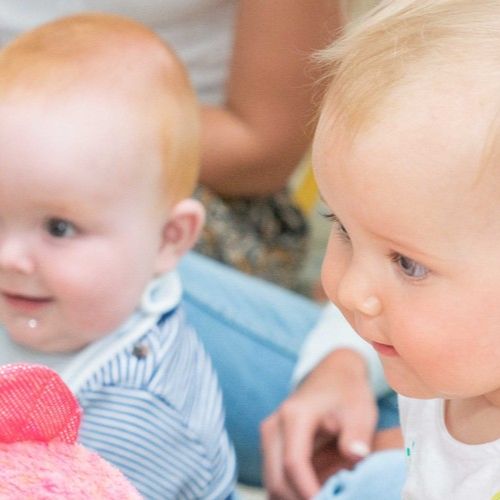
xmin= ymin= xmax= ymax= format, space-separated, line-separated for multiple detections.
xmin=194 ymin=185 xmax=309 ymax=289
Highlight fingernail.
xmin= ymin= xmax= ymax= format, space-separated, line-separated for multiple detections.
xmin=348 ymin=440 xmax=370 ymax=458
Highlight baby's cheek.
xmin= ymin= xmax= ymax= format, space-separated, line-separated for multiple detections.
xmin=321 ymin=237 xmax=349 ymax=300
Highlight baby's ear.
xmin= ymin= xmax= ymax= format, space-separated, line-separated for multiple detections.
xmin=154 ymin=198 xmax=205 ymax=274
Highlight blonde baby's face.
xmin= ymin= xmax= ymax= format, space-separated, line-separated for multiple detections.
xmin=313 ymin=80 xmax=500 ymax=403
xmin=0 ymin=95 xmax=185 ymax=352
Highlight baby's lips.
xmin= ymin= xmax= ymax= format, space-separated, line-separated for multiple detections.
xmin=0 ymin=363 xmax=81 ymax=444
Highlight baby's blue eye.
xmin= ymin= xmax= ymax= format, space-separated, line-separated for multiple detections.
xmin=394 ymin=254 xmax=428 ymax=279
xmin=46 ymin=218 xmax=76 ymax=238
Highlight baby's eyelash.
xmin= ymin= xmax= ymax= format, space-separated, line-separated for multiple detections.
xmin=321 ymin=211 xmax=350 ymax=240
xmin=321 ymin=211 xmax=338 ymax=223
xmin=389 ymin=251 xmax=429 ymax=280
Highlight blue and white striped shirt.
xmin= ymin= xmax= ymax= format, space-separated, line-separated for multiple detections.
xmin=78 ymin=307 xmax=236 ymax=499
xmin=0 ymin=272 xmax=236 ymax=499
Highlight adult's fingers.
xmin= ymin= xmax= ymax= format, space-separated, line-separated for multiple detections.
xmin=280 ymin=399 xmax=326 ymax=499
xmin=261 ymin=411 xmax=301 ymax=500
xmin=335 ymin=382 xmax=377 ymax=462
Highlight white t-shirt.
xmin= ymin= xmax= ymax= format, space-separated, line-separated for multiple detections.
xmin=399 ymin=395 xmax=500 ymax=499
xmin=0 ymin=0 xmax=237 ymax=104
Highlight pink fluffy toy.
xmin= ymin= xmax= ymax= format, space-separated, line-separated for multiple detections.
xmin=0 ymin=363 xmax=142 ymax=499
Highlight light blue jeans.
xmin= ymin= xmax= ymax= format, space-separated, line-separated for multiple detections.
xmin=179 ymin=252 xmax=405 ymax=495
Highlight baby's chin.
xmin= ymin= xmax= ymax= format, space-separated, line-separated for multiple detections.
xmin=6 ymin=327 xmax=92 ymax=354
xmin=4 ymin=311 xmax=130 ymax=353
xmin=393 ymin=387 xmax=438 ymax=400
xmin=383 ymin=367 xmax=439 ymax=400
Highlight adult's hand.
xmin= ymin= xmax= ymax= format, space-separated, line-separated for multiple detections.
xmin=261 ymin=349 xmax=378 ymax=500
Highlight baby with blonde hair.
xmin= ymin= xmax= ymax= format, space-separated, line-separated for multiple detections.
xmin=0 ymin=13 xmax=235 ymax=499
xmin=313 ymin=0 xmax=500 ymax=497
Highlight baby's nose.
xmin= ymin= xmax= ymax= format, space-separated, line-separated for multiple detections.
xmin=336 ymin=263 xmax=381 ymax=317
xmin=0 ymin=236 xmax=35 ymax=274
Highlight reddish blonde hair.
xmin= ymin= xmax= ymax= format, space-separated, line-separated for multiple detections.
xmin=0 ymin=13 xmax=199 ymax=203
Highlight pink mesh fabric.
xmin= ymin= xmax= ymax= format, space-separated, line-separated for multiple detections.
xmin=0 ymin=364 xmax=81 ymax=444
xmin=0 ymin=363 xmax=142 ymax=498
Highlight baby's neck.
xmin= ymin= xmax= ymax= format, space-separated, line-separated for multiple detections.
xmin=445 ymin=395 xmax=500 ymax=444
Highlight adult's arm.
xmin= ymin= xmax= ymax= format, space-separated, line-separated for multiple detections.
xmin=200 ymin=1 xmax=342 ymax=196
xmin=262 ymin=303 xmax=394 ymax=499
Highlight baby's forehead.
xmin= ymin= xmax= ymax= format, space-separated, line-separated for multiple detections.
xmin=314 ymin=108 xmax=500 ymax=247
xmin=320 ymin=62 xmax=499 ymax=161
xmin=0 ymin=31 xmax=185 ymax=151
xmin=0 ymin=15 xmax=199 ymax=204
xmin=317 ymin=80 xmax=500 ymax=205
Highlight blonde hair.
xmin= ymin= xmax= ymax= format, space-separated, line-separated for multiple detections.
xmin=0 ymin=13 xmax=199 ymax=203
xmin=319 ymin=0 xmax=500 ymax=139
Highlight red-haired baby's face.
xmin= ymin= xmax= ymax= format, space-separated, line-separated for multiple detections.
xmin=0 ymin=95 xmax=172 ymax=352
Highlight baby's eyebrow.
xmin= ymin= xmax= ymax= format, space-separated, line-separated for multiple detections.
xmin=317 ymin=196 xmax=445 ymax=264
xmin=384 ymin=237 xmax=439 ymax=261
